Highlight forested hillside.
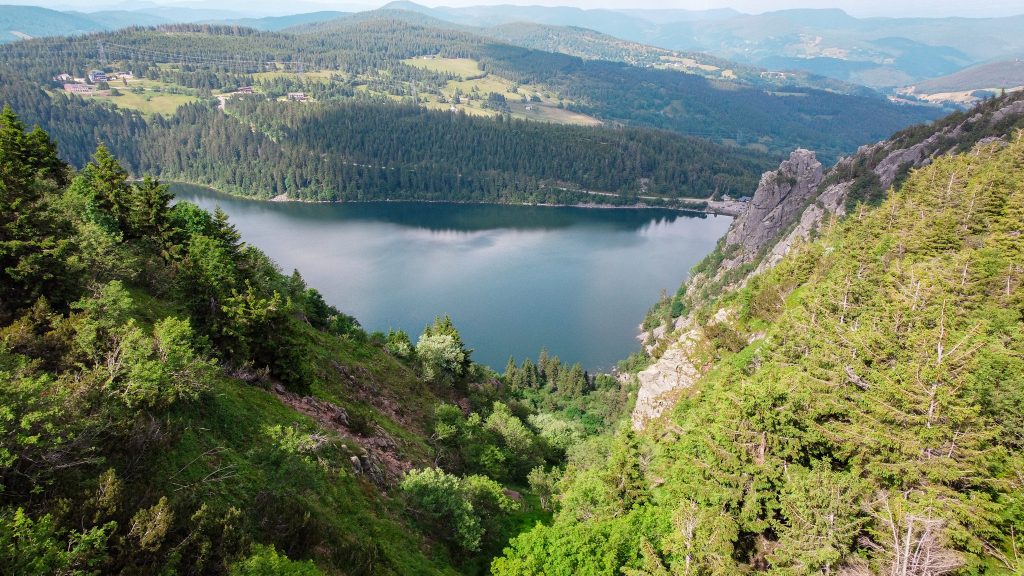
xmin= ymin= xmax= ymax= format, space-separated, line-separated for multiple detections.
xmin=477 ymin=21 xmax=874 ymax=97
xmin=0 ymin=109 xmax=638 ymax=574
xmin=493 ymin=133 xmax=1024 ymax=574
xmin=0 ymin=15 xmax=941 ymax=204
xmin=292 ymin=13 xmax=940 ymax=160
xmin=382 ymin=3 xmax=1024 ymax=90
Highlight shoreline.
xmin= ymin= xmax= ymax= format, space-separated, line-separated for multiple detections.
xmin=168 ymin=181 xmax=743 ymax=218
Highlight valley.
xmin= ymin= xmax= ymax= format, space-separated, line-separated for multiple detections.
xmin=0 ymin=3 xmax=1023 ymax=576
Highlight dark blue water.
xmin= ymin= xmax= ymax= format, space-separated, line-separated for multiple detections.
xmin=173 ymin=185 xmax=731 ymax=372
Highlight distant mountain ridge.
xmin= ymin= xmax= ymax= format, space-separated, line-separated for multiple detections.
xmin=0 ymin=4 xmax=120 ymax=41
xmin=0 ymin=4 xmax=344 ymax=42
xmin=371 ymin=2 xmax=1024 ymax=89
xmin=6 ymin=1 xmax=1024 ymax=93
xmin=912 ymin=59 xmax=1024 ymax=93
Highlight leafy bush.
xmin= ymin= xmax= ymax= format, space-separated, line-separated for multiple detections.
xmin=229 ymin=544 xmax=324 ymax=576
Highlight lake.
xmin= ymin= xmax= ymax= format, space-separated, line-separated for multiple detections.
xmin=173 ymin=184 xmax=731 ymax=372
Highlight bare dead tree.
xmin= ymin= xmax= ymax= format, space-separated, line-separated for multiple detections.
xmin=876 ymin=494 xmax=963 ymax=576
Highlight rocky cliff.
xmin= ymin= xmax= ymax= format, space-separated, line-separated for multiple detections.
xmin=721 ymin=149 xmax=822 ymax=268
xmin=632 ymin=91 xmax=1024 ymax=430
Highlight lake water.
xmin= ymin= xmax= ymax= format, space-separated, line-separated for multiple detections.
xmin=173 ymin=185 xmax=731 ymax=372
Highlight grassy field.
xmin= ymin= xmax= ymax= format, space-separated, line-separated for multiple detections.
xmin=404 ymin=56 xmax=601 ymax=126
xmin=508 ymin=101 xmax=602 ymax=126
xmin=404 ymin=56 xmax=483 ymax=77
xmin=251 ymin=69 xmax=339 ymax=83
xmin=81 ymin=77 xmax=200 ymax=116
xmin=77 ymin=56 xmax=602 ymax=125
xmin=98 ymin=90 xmax=197 ymax=115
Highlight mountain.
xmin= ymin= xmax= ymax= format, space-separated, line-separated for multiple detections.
xmin=125 ymin=5 xmax=248 ymax=21
xmin=2 ymin=10 xmax=1023 ymax=576
xmin=298 ymin=8 xmax=868 ymax=96
xmin=380 ymin=0 xmax=658 ymax=39
xmin=479 ymin=21 xmax=875 ymax=97
xmin=6 ymin=2 xmax=1024 ymax=90
xmin=216 ymin=11 xmax=349 ymax=31
xmin=640 ymin=91 xmax=1024 ymax=345
xmin=897 ymin=60 xmax=1024 ymax=107
xmin=635 ymin=92 xmax=1024 ymax=429
xmin=615 ymin=8 xmax=741 ymax=23
xmin=495 ymin=90 xmax=1024 ymax=576
xmin=291 ymin=13 xmax=940 ymax=159
xmin=0 ymin=16 xmax=940 ymax=197
xmin=67 ymin=9 xmax=170 ymax=28
xmin=381 ymin=2 xmax=1024 ymax=89
xmin=0 ymin=4 xmax=107 ymax=41
xmin=913 ymin=59 xmax=1024 ymax=93
xmin=0 ymin=5 xmax=346 ymax=42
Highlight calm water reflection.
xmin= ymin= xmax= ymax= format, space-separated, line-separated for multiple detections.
xmin=173 ymin=184 xmax=731 ymax=372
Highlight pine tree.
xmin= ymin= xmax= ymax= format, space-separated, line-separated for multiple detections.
xmin=83 ymin=144 xmax=132 ymax=234
xmin=605 ymin=428 xmax=647 ymax=511
xmin=0 ymin=107 xmax=72 ymax=318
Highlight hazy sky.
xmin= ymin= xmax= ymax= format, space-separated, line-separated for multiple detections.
xmin=410 ymin=0 xmax=1023 ymax=18
xmin=35 ymin=0 xmax=1024 ymax=19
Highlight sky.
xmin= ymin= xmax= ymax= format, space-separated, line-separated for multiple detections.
xmin=34 ymin=0 xmax=1024 ymax=19
xmin=410 ymin=0 xmax=1023 ymax=18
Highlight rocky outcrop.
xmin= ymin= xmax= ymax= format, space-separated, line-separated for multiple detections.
xmin=633 ymin=320 xmax=701 ymax=429
xmin=631 ymin=91 xmax=1024 ymax=431
xmin=633 ymin=308 xmax=732 ymax=429
xmin=714 ymin=92 xmax=1024 ymax=288
xmin=722 ymin=149 xmax=823 ymax=265
xmin=755 ymin=96 xmax=1024 ymax=274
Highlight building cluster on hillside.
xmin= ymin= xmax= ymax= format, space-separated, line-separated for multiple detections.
xmin=287 ymin=92 xmax=308 ymax=101
xmin=55 ymin=69 xmax=134 ymax=94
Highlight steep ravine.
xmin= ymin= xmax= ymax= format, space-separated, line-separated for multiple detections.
xmin=632 ymin=91 xmax=1024 ymax=430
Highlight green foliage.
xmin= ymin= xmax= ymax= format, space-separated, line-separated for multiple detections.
xmin=504 ymin=349 xmax=633 ymax=436
xmin=400 ymin=467 xmax=484 ymax=552
xmin=417 ymin=333 xmax=467 ymax=386
xmin=767 ymin=465 xmax=867 ymax=575
xmin=228 ymin=544 xmax=324 ymax=576
xmin=431 ymin=401 xmax=544 ymax=482
xmin=384 ymin=328 xmax=414 ymax=359
xmin=485 ymin=402 xmax=542 ymax=478
xmin=0 ymin=105 xmax=75 ymax=319
xmin=416 ymin=316 xmax=471 ymax=386
xmin=69 ymin=281 xmax=215 ymax=409
xmin=0 ymin=508 xmax=114 ymax=576
xmin=0 ymin=115 xmax=465 ymax=575
xmin=528 ymin=413 xmax=585 ymax=452
xmin=527 ymin=466 xmax=560 ymax=511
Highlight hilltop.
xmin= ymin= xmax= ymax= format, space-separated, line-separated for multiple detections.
xmin=898 ymin=60 xmax=1024 ymax=107
xmin=5 ymin=1 xmax=1024 ymax=92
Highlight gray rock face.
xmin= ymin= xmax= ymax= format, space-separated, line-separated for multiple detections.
xmin=632 ymin=308 xmax=730 ymax=430
xmin=632 ymin=320 xmax=701 ymax=430
xmin=723 ymin=149 xmax=823 ymax=260
xmin=756 ymin=97 xmax=1022 ymax=276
